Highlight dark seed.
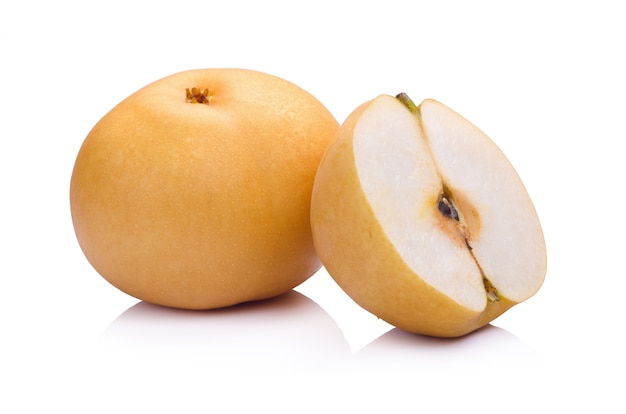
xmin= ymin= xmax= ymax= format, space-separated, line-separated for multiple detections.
xmin=438 ymin=196 xmax=459 ymax=222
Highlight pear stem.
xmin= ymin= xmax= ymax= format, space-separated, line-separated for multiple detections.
xmin=396 ymin=93 xmax=419 ymax=115
xmin=186 ymin=87 xmax=211 ymax=105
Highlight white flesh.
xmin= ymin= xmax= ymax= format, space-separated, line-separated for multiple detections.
xmin=353 ymin=95 xmax=546 ymax=311
xmin=354 ymin=96 xmax=486 ymax=311
xmin=420 ymin=99 xmax=546 ymax=302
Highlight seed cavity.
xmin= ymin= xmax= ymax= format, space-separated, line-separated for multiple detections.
xmin=437 ymin=188 xmax=500 ymax=302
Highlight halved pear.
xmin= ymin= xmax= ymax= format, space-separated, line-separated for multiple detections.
xmin=310 ymin=94 xmax=547 ymax=337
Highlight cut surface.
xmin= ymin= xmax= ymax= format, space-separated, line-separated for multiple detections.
xmin=353 ymin=96 xmax=487 ymax=312
xmin=353 ymin=95 xmax=546 ymax=311
xmin=419 ymin=99 xmax=546 ymax=302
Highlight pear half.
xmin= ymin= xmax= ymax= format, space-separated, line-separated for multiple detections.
xmin=310 ymin=94 xmax=547 ymax=337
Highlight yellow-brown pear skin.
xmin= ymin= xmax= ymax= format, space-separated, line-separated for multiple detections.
xmin=310 ymin=99 xmax=518 ymax=338
xmin=70 ymin=68 xmax=339 ymax=310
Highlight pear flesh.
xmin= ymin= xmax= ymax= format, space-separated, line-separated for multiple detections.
xmin=311 ymin=94 xmax=547 ymax=337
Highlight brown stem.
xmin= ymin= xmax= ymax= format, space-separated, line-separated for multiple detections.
xmin=186 ymin=87 xmax=211 ymax=105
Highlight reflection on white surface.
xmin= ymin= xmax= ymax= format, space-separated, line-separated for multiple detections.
xmin=101 ymin=290 xmax=352 ymax=374
xmin=102 ymin=288 xmax=540 ymax=375
xmin=353 ymin=324 xmax=542 ymax=372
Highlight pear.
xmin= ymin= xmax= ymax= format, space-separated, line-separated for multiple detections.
xmin=70 ymin=69 xmax=339 ymax=310
xmin=310 ymin=94 xmax=547 ymax=337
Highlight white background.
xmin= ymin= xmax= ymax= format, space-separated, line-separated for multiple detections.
xmin=2 ymin=0 xmax=624 ymax=412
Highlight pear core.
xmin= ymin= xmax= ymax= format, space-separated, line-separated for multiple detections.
xmin=399 ymin=93 xmax=501 ymax=304
xmin=436 ymin=180 xmax=499 ymax=303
